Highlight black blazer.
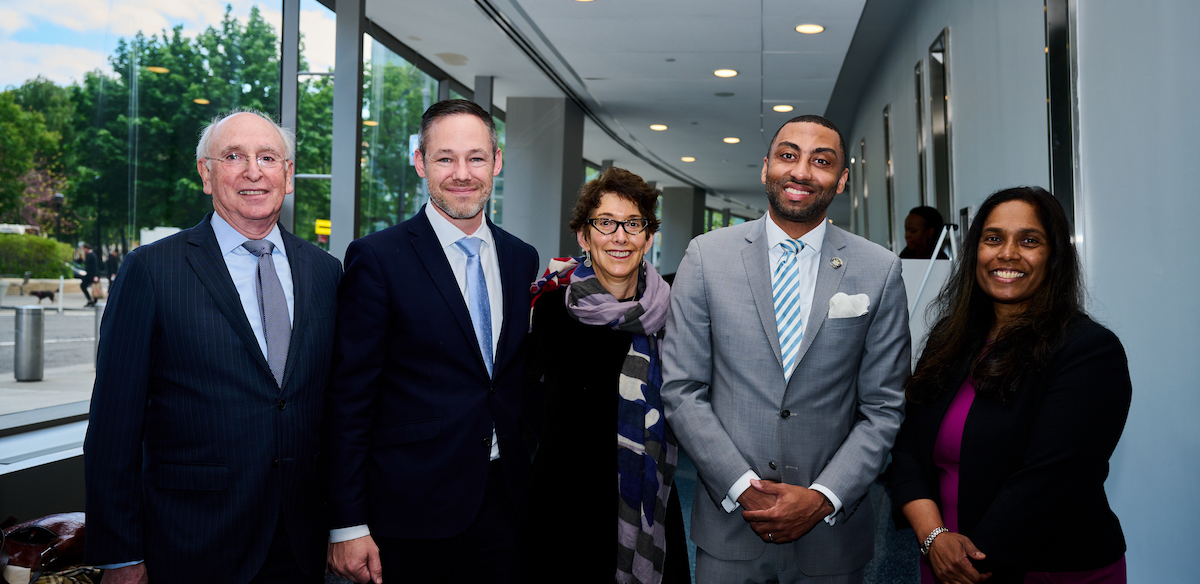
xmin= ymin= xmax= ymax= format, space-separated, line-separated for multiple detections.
xmin=83 ymin=214 xmax=342 ymax=583
xmin=325 ymin=206 xmax=539 ymax=539
xmin=890 ymin=314 xmax=1131 ymax=579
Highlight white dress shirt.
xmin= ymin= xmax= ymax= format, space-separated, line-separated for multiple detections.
xmin=722 ymin=215 xmax=843 ymax=525
xmin=330 ymin=204 xmax=505 ymax=544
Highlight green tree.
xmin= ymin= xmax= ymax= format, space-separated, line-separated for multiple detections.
xmin=0 ymin=91 xmax=56 ymax=216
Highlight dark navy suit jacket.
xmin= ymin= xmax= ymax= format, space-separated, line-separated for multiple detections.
xmin=84 ymin=213 xmax=342 ymax=583
xmin=325 ymin=206 xmax=538 ymax=539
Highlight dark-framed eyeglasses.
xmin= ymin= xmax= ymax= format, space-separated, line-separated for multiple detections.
xmin=205 ymin=152 xmax=290 ymax=170
xmin=587 ymin=217 xmax=649 ymax=235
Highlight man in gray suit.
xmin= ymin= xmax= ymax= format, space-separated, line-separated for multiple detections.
xmin=661 ymin=115 xmax=910 ymax=583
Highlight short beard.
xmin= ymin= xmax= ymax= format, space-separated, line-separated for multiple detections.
xmin=765 ymin=178 xmax=836 ymax=224
xmin=428 ymin=181 xmax=491 ymax=220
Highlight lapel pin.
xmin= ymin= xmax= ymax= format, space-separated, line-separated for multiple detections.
xmin=830 ymin=257 xmax=844 ymax=269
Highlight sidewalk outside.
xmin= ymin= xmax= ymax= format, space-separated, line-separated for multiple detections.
xmin=0 ymin=287 xmax=103 ymax=416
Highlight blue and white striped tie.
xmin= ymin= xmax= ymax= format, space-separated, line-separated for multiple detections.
xmin=773 ymin=238 xmax=805 ymax=380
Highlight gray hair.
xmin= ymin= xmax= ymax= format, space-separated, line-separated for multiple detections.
xmin=195 ymin=109 xmax=296 ymax=170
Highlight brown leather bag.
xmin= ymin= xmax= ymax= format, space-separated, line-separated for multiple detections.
xmin=0 ymin=513 xmax=85 ymax=584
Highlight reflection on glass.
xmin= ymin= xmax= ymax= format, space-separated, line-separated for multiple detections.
xmin=860 ymin=138 xmax=869 ymax=240
xmin=914 ymin=61 xmax=928 ymax=205
xmin=293 ymin=0 xmax=338 ymax=247
xmin=883 ymin=104 xmax=896 ymax=251
xmin=360 ymin=36 xmax=437 ymax=238
xmin=1 ymin=2 xmax=286 ymax=252
xmin=929 ymin=29 xmax=953 ymax=221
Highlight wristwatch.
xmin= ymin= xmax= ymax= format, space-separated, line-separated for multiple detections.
xmin=920 ymin=527 xmax=949 ymax=556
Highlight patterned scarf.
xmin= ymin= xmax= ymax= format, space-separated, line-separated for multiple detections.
xmin=530 ymin=257 xmax=678 ymax=584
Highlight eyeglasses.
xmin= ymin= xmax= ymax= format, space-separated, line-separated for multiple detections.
xmin=205 ymin=152 xmax=290 ymax=170
xmin=586 ymin=217 xmax=650 ymax=235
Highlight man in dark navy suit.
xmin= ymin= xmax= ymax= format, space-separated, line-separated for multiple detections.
xmin=84 ymin=110 xmax=342 ymax=584
xmin=326 ymin=100 xmax=539 ymax=584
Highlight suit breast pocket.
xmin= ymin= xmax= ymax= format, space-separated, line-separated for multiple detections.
xmin=822 ymin=313 xmax=870 ymax=330
xmin=373 ymin=418 xmax=442 ymax=448
xmin=151 ymin=463 xmax=230 ymax=491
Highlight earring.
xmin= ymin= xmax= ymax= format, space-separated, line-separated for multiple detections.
xmin=583 ymin=250 xmax=592 ymax=268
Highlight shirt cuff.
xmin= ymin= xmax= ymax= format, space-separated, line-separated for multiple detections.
xmin=721 ymin=470 xmax=760 ymax=513
xmin=330 ymin=524 xmax=371 ymax=543
xmin=97 ymin=561 xmax=142 ymax=570
xmin=809 ymin=483 xmax=842 ymax=526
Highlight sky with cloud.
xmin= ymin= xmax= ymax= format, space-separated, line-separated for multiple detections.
xmin=1 ymin=0 xmax=337 ymax=90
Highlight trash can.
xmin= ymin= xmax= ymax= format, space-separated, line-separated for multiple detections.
xmin=15 ymin=305 xmax=44 ymax=381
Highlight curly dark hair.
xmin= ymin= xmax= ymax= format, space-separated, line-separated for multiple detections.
xmin=906 ymin=186 xmax=1084 ymax=404
xmin=568 ymin=167 xmax=661 ymax=236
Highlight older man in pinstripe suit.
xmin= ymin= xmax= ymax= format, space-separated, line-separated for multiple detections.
xmin=84 ymin=110 xmax=342 ymax=584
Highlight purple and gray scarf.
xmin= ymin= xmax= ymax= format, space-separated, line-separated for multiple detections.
xmin=530 ymin=257 xmax=677 ymax=584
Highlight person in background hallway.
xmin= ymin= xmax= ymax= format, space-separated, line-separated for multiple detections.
xmin=661 ymin=114 xmax=910 ymax=584
xmin=900 ymin=206 xmax=950 ymax=260
xmin=325 ymin=99 xmax=539 ymax=584
xmin=80 ymin=243 xmax=99 ymax=306
xmin=106 ymin=249 xmax=121 ymax=283
xmin=890 ymin=187 xmax=1130 ymax=584
xmin=83 ymin=110 xmax=342 ymax=584
xmin=520 ymin=167 xmax=689 ymax=584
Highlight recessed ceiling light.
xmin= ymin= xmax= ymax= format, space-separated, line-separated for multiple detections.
xmin=650 ymin=124 xmax=668 ymax=131
xmin=795 ymin=24 xmax=824 ymax=34
xmin=192 ymin=98 xmax=210 ymax=105
xmin=773 ymin=104 xmax=794 ymax=113
xmin=713 ymin=69 xmax=738 ymax=78
xmin=363 ymin=120 xmax=379 ymax=126
xmin=681 ymin=156 xmax=696 ymax=162
xmin=146 ymin=66 xmax=169 ymax=74
xmin=723 ymin=137 xmax=740 ymax=144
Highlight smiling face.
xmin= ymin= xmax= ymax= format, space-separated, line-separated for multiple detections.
xmin=761 ymin=121 xmax=849 ymax=238
xmin=415 ymin=113 xmax=502 ymax=233
xmin=577 ymin=193 xmax=655 ymax=299
xmin=975 ymin=200 xmax=1050 ymax=323
xmin=197 ymin=112 xmax=293 ymax=239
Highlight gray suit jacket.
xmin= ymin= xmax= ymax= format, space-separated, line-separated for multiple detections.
xmin=661 ymin=216 xmax=910 ymax=575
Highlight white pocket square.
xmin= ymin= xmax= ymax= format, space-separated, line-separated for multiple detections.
xmin=828 ymin=292 xmax=870 ymax=319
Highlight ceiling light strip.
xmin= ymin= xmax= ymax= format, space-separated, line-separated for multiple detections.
xmin=473 ymin=0 xmax=715 ymax=193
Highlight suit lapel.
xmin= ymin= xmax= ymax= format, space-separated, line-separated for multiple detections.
xmin=794 ymin=225 xmax=849 ymax=365
xmin=280 ymin=227 xmax=307 ymax=390
xmin=185 ymin=214 xmax=274 ymax=381
xmin=409 ymin=211 xmax=486 ymax=372
xmin=742 ymin=217 xmax=784 ymax=370
xmin=490 ymin=221 xmax=519 ymax=373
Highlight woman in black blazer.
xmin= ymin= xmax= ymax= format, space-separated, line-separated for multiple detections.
xmin=520 ymin=167 xmax=688 ymax=584
xmin=890 ymin=187 xmax=1131 ymax=584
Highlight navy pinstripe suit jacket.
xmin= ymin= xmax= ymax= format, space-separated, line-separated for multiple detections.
xmin=84 ymin=213 xmax=342 ymax=582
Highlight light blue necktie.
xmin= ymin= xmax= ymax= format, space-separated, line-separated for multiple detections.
xmin=456 ymin=237 xmax=493 ymax=377
xmin=773 ymin=238 xmax=805 ymax=380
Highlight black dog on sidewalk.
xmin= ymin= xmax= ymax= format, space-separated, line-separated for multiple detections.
xmin=30 ymin=290 xmax=56 ymax=303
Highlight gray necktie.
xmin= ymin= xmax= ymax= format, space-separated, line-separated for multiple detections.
xmin=242 ymin=240 xmax=290 ymax=386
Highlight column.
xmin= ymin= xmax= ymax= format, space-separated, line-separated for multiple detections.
xmin=657 ymin=186 xmax=705 ymax=276
xmin=500 ymin=97 xmax=585 ymax=263
xmin=328 ymin=0 xmax=364 ymax=263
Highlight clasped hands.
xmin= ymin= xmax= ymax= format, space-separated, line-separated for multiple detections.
xmin=738 ymin=479 xmax=833 ymax=545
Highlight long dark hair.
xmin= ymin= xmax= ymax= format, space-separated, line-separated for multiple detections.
xmin=906 ymin=186 xmax=1084 ymax=404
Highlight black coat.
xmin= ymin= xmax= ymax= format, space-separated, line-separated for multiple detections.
xmin=890 ymin=314 xmax=1130 ymax=580
xmin=521 ymin=287 xmax=689 ymax=583
xmin=84 ymin=214 xmax=343 ymax=582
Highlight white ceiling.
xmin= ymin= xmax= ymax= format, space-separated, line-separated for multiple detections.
xmin=367 ymin=0 xmax=870 ymax=219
